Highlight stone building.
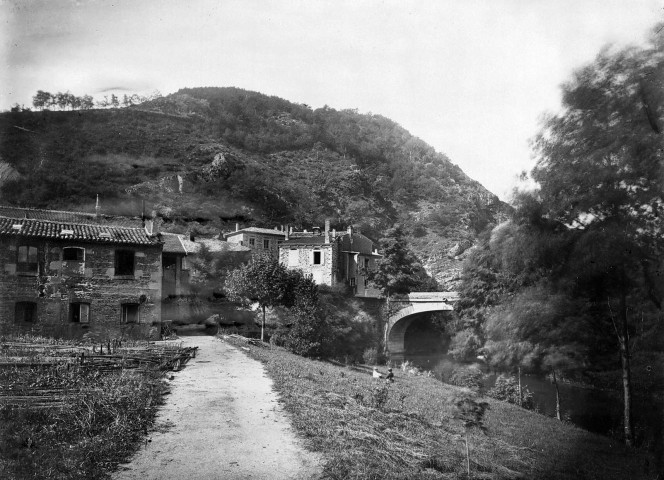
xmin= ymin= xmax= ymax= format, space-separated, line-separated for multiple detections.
xmin=0 ymin=206 xmax=162 ymax=337
xmin=224 ymin=225 xmax=287 ymax=255
xmin=160 ymin=232 xmax=251 ymax=321
xmin=279 ymin=221 xmax=382 ymax=297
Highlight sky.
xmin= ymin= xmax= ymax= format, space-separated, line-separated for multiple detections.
xmin=1 ymin=0 xmax=662 ymax=200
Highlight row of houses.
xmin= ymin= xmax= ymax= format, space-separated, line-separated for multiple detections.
xmin=0 ymin=205 xmax=381 ymax=335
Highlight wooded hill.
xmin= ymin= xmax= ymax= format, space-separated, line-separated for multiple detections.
xmin=0 ymin=87 xmax=507 ymax=286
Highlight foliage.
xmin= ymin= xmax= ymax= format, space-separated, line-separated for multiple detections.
xmin=226 ymin=336 xmax=655 ymax=479
xmin=448 ymin=328 xmax=482 ymax=362
xmin=362 ymin=347 xmax=379 ymax=365
xmin=448 ymin=366 xmax=486 ymax=392
xmin=453 ymin=394 xmax=489 ymax=477
xmin=2 ymin=85 xmax=504 ymax=284
xmin=488 ymin=375 xmax=535 ymax=410
xmin=369 ymin=225 xmax=436 ymax=296
xmin=187 ymin=244 xmax=249 ymax=297
xmin=224 ymin=253 xmax=292 ymax=341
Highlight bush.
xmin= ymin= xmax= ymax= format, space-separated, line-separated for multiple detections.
xmin=448 ymin=329 xmax=481 ymax=362
xmin=363 ymin=347 xmax=379 ymax=365
xmin=488 ymin=374 xmax=535 ymax=409
xmin=449 ymin=366 xmax=486 ymax=392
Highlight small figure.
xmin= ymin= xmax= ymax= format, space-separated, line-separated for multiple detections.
xmin=372 ymin=367 xmax=383 ymax=379
xmin=385 ymin=368 xmax=394 ymax=382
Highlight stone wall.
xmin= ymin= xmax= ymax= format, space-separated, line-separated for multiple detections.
xmin=0 ymin=237 xmax=162 ymax=338
xmin=279 ymin=244 xmax=338 ymax=286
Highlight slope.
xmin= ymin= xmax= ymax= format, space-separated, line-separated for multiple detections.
xmin=0 ymin=87 xmax=508 ymax=286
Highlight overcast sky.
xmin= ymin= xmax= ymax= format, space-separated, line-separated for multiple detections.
xmin=1 ymin=0 xmax=661 ymax=200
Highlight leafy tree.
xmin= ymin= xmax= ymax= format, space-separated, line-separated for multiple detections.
xmin=483 ymin=285 xmax=590 ymax=420
xmin=81 ymin=95 xmax=95 ymax=110
xmin=369 ymin=225 xmax=434 ymax=297
xmin=110 ymin=94 xmax=120 ymax=109
xmin=32 ymin=90 xmax=51 ymax=110
xmin=453 ymin=394 xmax=488 ymax=478
xmin=224 ymin=253 xmax=290 ymax=342
xmin=529 ymin=24 xmax=663 ymax=445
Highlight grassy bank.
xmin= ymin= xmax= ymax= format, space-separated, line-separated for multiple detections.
xmin=0 ymin=335 xmax=171 ymax=480
xmin=224 ymin=336 xmax=655 ymax=480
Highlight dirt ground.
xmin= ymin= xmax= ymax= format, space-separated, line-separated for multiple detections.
xmin=113 ymin=335 xmax=322 ymax=480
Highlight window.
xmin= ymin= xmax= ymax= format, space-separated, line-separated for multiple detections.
xmin=288 ymin=249 xmax=299 ymax=266
xmin=115 ymin=250 xmax=135 ymax=276
xmin=17 ymin=246 xmax=38 ymax=273
xmin=15 ymin=302 xmax=36 ymax=323
xmin=249 ymin=238 xmax=255 ymax=247
xmin=121 ymin=304 xmax=139 ymax=323
xmin=70 ymin=303 xmax=90 ymax=323
xmin=263 ymin=239 xmax=270 ymax=249
xmin=364 ymin=258 xmax=370 ymax=269
xmin=313 ymin=251 xmax=322 ymax=265
xmin=63 ymin=247 xmax=84 ymax=261
xmin=349 ymin=277 xmax=356 ymax=287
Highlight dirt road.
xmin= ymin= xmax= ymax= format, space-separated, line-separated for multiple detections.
xmin=113 ymin=335 xmax=321 ymax=480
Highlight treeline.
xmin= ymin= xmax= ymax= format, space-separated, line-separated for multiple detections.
xmin=452 ymin=24 xmax=663 ymax=451
xmin=29 ymin=89 xmax=163 ymax=111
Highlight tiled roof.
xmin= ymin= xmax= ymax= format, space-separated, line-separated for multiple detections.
xmin=182 ymin=237 xmax=251 ymax=253
xmin=281 ymin=235 xmax=332 ymax=246
xmin=161 ymin=233 xmax=187 ymax=254
xmin=225 ymin=227 xmax=287 ymax=238
xmin=0 ymin=216 xmax=159 ymax=246
xmin=0 ymin=206 xmax=143 ymax=228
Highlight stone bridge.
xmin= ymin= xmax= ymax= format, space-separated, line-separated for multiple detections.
xmin=385 ymin=292 xmax=459 ymax=355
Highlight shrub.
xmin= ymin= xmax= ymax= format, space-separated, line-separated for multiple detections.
xmin=448 ymin=328 xmax=481 ymax=362
xmin=488 ymin=374 xmax=535 ymax=409
xmin=363 ymin=347 xmax=379 ymax=365
xmin=449 ymin=366 xmax=486 ymax=392
xmin=368 ymin=383 xmax=389 ymax=410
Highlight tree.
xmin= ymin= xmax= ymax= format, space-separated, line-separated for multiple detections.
xmin=368 ymin=225 xmax=432 ymax=297
xmin=453 ymin=394 xmax=488 ymax=477
xmin=32 ymin=90 xmax=51 ymax=110
xmin=224 ymin=253 xmax=290 ymax=342
xmin=483 ymin=285 xmax=590 ymax=420
xmin=110 ymin=94 xmax=120 ymax=109
xmin=529 ymin=24 xmax=663 ymax=445
xmin=81 ymin=95 xmax=95 ymax=110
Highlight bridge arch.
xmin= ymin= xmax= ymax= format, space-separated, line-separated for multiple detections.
xmin=385 ymin=293 xmax=458 ymax=356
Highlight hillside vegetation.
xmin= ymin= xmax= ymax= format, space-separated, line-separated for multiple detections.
xmin=225 ymin=335 xmax=654 ymax=479
xmin=0 ymin=87 xmax=507 ymax=285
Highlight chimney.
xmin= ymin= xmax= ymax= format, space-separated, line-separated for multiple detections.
xmin=324 ymin=219 xmax=330 ymax=243
xmin=235 ymin=223 xmax=240 ymax=232
xmin=285 ymin=224 xmax=290 ymax=241
xmin=95 ymin=195 xmax=100 ymax=218
xmin=347 ymin=225 xmax=353 ymax=235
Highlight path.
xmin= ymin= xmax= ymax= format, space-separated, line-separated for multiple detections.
xmin=113 ymin=335 xmax=321 ymax=480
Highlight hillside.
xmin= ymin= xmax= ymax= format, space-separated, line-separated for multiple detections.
xmin=0 ymin=87 xmax=508 ymax=287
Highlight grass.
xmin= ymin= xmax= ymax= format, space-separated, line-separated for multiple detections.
xmin=223 ymin=335 xmax=656 ymax=480
xmin=0 ymin=335 xmax=168 ymax=480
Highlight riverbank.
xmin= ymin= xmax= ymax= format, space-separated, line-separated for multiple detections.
xmin=224 ymin=335 xmax=656 ymax=479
